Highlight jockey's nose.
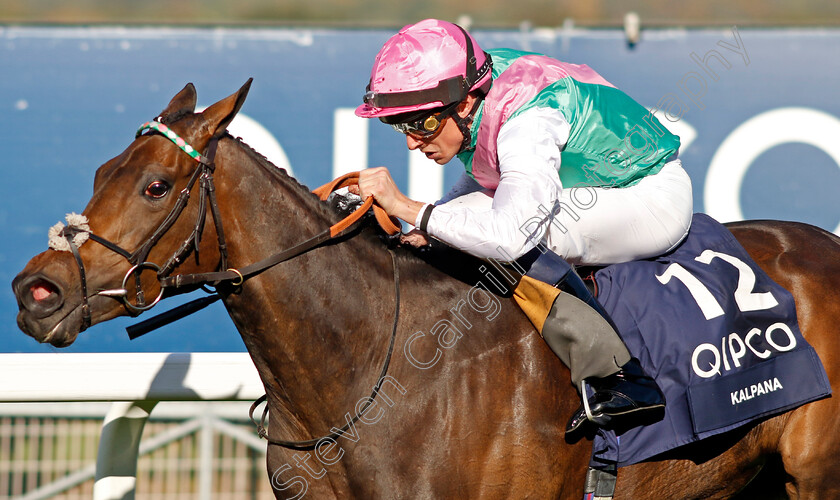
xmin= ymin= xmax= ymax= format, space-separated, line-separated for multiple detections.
xmin=13 ymin=272 xmax=65 ymax=319
xmin=406 ymin=134 xmax=424 ymax=150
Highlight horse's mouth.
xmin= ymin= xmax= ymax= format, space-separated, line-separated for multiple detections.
xmin=17 ymin=303 xmax=84 ymax=347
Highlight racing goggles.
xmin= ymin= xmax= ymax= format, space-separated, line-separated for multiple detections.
xmin=384 ymin=102 xmax=460 ymax=138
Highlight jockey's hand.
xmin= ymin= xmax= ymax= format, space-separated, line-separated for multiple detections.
xmin=400 ymin=229 xmax=430 ymax=248
xmin=351 ymin=167 xmax=402 ymax=213
xmin=349 ymin=167 xmax=425 ymax=224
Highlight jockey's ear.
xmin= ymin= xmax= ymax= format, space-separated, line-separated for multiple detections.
xmin=158 ymin=82 xmax=197 ymax=122
xmin=200 ymin=78 xmax=253 ymax=140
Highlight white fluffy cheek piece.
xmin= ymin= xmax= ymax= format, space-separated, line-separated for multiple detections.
xmin=48 ymin=213 xmax=91 ymax=252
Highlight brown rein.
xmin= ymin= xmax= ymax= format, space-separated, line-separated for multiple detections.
xmin=158 ymin=171 xmax=401 ymax=289
xmin=249 ymin=246 xmax=401 ymax=450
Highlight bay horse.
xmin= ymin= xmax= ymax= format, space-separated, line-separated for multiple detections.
xmin=12 ymin=81 xmax=840 ymax=499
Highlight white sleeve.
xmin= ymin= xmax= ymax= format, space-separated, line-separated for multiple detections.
xmin=422 ymin=107 xmax=571 ymax=260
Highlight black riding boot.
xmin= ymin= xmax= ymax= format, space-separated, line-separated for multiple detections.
xmin=557 ymin=268 xmax=665 ymax=435
xmin=565 ymin=357 xmax=665 ymax=434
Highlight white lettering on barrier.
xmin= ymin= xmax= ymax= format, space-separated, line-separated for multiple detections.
xmin=332 ymin=108 xmax=368 ymax=179
xmin=197 ymin=108 xmax=294 ymax=177
xmin=408 ymin=148 xmax=445 ymax=203
xmin=331 ymin=108 xmax=445 ymax=205
xmin=704 ymin=107 xmax=840 ymax=236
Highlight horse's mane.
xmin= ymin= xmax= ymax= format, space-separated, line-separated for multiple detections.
xmin=223 ymin=133 xmax=514 ymax=295
xmin=225 ymin=135 xmax=406 ymax=244
xmin=226 ymin=133 xmax=337 ymax=219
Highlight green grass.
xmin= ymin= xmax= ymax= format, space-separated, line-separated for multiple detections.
xmin=1 ymin=0 xmax=840 ymax=28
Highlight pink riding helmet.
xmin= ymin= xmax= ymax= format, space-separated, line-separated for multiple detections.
xmin=355 ymin=19 xmax=493 ymax=119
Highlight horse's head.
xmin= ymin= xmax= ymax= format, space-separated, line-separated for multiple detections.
xmin=12 ymin=80 xmax=253 ymax=347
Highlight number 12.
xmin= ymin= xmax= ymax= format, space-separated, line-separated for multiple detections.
xmin=655 ymin=250 xmax=779 ymax=320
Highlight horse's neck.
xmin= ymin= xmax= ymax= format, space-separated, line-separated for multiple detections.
xmin=214 ymin=139 xmax=397 ymax=433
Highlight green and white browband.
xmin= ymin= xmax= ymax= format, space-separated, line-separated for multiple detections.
xmin=136 ymin=120 xmax=209 ymax=164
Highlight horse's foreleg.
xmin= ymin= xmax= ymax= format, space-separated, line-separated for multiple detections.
xmin=777 ymin=398 xmax=840 ymax=500
xmin=264 ymin=406 xmax=343 ymax=500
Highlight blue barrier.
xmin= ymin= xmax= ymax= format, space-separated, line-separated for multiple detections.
xmin=2 ymin=25 xmax=839 ymax=353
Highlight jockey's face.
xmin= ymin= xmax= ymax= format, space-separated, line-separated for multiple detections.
xmin=405 ymin=94 xmax=477 ymax=165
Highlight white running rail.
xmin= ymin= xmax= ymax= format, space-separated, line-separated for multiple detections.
xmin=0 ymin=352 xmax=265 ymax=500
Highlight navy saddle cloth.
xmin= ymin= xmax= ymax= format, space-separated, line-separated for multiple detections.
xmin=585 ymin=214 xmax=831 ymax=467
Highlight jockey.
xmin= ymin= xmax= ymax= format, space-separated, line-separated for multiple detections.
xmin=353 ymin=19 xmax=693 ymax=435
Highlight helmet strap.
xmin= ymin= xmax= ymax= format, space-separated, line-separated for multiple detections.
xmin=454 ymin=93 xmax=484 ymax=153
xmin=452 ymin=24 xmax=490 ymax=153
xmin=454 ymin=25 xmax=492 ymax=91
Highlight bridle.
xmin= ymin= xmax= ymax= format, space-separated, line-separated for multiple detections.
xmin=60 ymin=120 xmax=229 ymax=330
xmin=59 ymin=117 xmax=402 ymax=449
xmin=61 ymin=119 xmax=399 ymax=324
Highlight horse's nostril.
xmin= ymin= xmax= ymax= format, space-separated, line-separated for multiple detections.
xmin=31 ymin=279 xmax=58 ymax=302
xmin=15 ymin=274 xmax=64 ymax=318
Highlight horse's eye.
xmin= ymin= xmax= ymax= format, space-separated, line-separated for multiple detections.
xmin=144 ymin=180 xmax=170 ymax=199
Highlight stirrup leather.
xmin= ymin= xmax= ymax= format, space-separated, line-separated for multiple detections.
xmin=583 ymin=464 xmax=617 ymax=500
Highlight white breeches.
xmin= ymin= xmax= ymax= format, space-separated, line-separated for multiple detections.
xmin=446 ymin=160 xmax=693 ymax=265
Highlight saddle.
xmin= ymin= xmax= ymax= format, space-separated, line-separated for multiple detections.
xmin=510 ymin=214 xmax=831 ymax=470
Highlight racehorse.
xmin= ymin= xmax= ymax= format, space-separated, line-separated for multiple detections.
xmin=12 ymin=81 xmax=840 ymax=499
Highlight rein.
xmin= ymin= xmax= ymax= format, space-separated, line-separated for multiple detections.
xmin=249 ymin=247 xmax=401 ymax=450
xmin=158 ymin=172 xmax=400 ymax=289
xmin=61 ymin=118 xmax=404 ymax=450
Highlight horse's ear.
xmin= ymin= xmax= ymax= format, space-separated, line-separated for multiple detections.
xmin=200 ymin=78 xmax=253 ymax=139
xmin=159 ymin=83 xmax=197 ymax=122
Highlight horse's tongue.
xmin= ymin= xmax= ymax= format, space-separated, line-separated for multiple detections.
xmin=31 ymin=285 xmax=52 ymax=302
